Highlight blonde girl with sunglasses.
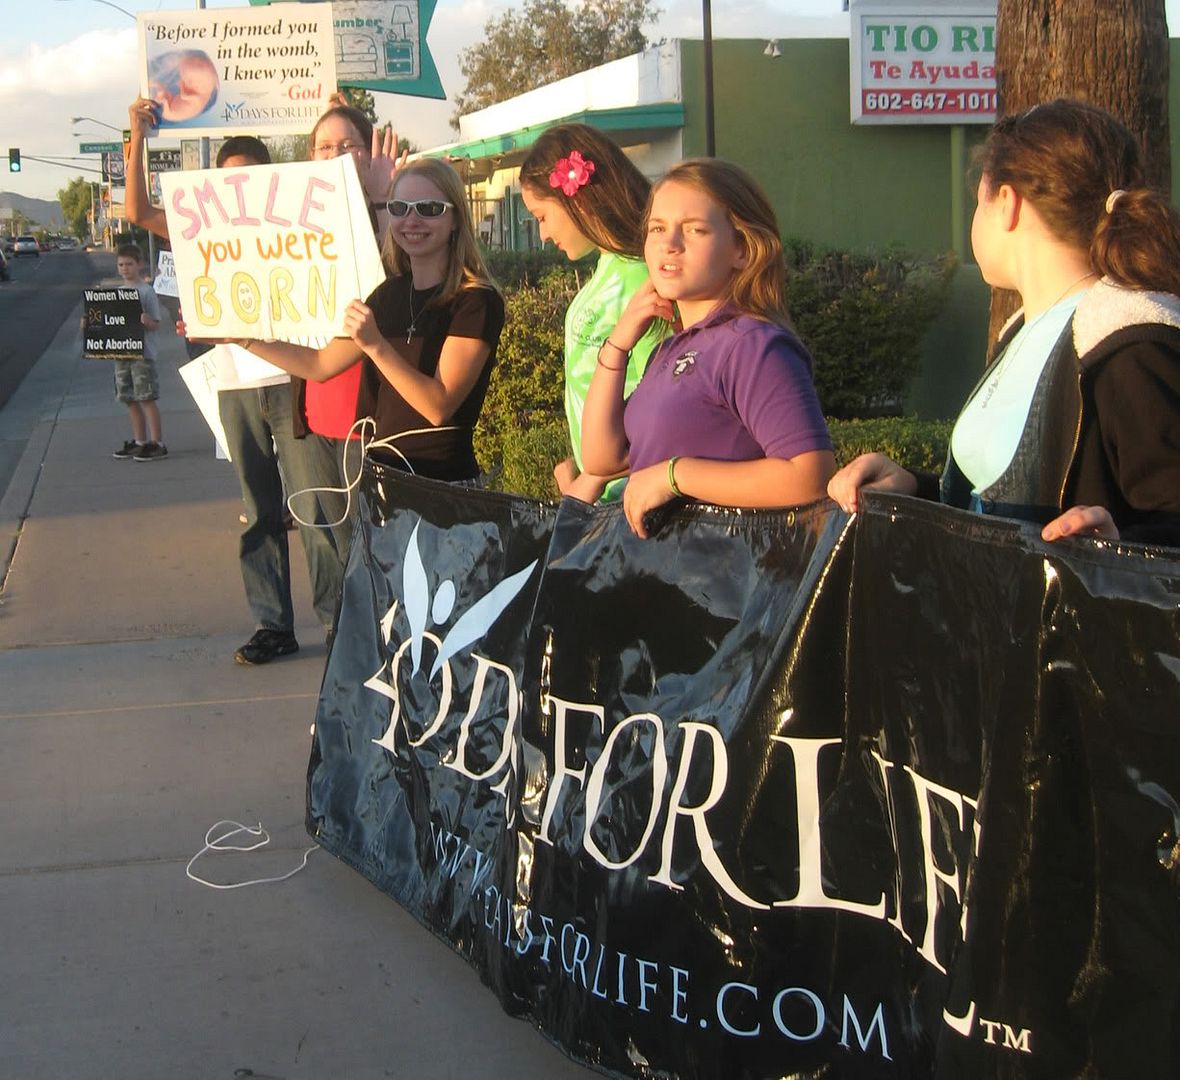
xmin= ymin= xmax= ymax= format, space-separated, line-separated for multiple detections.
xmin=232 ymin=158 xmax=504 ymax=482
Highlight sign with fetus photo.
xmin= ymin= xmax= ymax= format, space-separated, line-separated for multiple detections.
xmin=137 ymin=6 xmax=337 ymax=137
xmin=160 ymin=156 xmax=386 ymax=341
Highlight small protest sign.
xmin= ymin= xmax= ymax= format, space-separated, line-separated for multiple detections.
xmin=153 ymin=250 xmax=179 ymax=299
xmin=82 ymin=287 xmax=145 ymax=360
xmin=179 ymin=355 xmax=231 ymax=459
xmin=137 ymin=6 xmax=337 ymax=138
xmin=159 ymin=155 xmax=385 ymax=341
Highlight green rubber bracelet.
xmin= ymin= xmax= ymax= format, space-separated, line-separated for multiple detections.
xmin=667 ymin=456 xmax=682 ymax=497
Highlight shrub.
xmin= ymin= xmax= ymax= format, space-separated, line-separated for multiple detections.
xmin=497 ymin=418 xmax=570 ymax=500
xmin=475 ymin=267 xmax=575 ymax=478
xmin=786 ymin=241 xmax=956 ymax=419
xmin=483 ymin=247 xmax=592 ymax=290
xmin=477 ymin=244 xmax=956 ymax=498
xmin=828 ymin=416 xmax=951 ymax=474
xmin=487 ymin=415 xmax=952 ymax=500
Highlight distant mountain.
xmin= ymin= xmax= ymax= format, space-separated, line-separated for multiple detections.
xmin=0 ymin=191 xmax=65 ymax=230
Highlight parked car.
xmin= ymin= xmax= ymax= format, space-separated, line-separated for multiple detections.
xmin=13 ymin=235 xmax=40 ymax=257
xmin=0 ymin=247 xmax=9 ymax=281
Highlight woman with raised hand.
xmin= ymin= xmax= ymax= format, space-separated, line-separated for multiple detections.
xmin=232 ymin=158 xmax=504 ymax=483
xmin=294 ymin=102 xmax=407 ymax=456
xmin=828 ymin=99 xmax=1180 ymax=545
xmin=519 ymin=123 xmax=665 ymax=502
xmin=581 ymin=159 xmax=835 ymax=538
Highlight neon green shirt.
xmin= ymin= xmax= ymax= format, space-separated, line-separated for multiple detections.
xmin=564 ymin=252 xmax=662 ymax=499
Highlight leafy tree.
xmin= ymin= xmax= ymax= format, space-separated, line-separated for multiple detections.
xmin=988 ymin=0 xmax=1169 ymax=340
xmin=338 ymin=87 xmax=377 ymax=123
xmin=58 ymin=176 xmax=96 ymax=240
xmin=452 ymin=0 xmax=660 ymax=127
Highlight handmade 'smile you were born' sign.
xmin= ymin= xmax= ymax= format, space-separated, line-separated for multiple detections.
xmin=160 ymin=155 xmax=384 ymax=342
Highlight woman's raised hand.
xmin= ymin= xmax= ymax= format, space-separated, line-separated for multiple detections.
xmin=826 ymin=453 xmax=918 ymax=514
xmin=128 ymin=97 xmax=158 ymax=138
xmin=1041 ymin=505 xmax=1119 ymax=543
xmin=366 ymin=123 xmax=408 ymax=203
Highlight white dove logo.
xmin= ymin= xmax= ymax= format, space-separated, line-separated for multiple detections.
xmin=366 ymin=520 xmax=538 ymax=793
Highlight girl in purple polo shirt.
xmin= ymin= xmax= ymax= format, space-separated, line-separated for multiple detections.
xmin=581 ymin=159 xmax=835 ymax=538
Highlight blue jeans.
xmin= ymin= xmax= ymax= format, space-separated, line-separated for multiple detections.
xmin=218 ymin=385 xmax=349 ymax=633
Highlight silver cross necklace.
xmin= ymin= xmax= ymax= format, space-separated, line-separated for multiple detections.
xmin=407 ymin=283 xmax=432 ymax=343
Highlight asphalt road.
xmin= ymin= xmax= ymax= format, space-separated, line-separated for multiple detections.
xmin=0 ymin=246 xmax=109 ymax=412
xmin=0 ymin=247 xmax=117 ymax=512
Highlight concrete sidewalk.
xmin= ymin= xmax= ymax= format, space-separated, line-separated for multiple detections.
xmin=0 ymin=309 xmax=589 ymax=1078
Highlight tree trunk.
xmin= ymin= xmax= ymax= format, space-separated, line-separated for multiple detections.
xmin=989 ymin=0 xmax=1170 ymax=344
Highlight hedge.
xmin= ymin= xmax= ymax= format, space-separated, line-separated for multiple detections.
xmin=487 ymin=415 xmax=951 ymax=502
xmin=784 ymin=240 xmax=957 ymax=419
xmin=473 ymin=248 xmax=956 ymax=500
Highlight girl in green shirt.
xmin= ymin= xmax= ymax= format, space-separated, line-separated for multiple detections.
xmin=520 ymin=124 xmax=665 ymax=502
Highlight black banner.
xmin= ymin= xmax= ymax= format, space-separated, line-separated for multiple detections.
xmin=308 ymin=463 xmax=1180 ymax=1079
xmin=82 ymin=287 xmax=144 ymax=361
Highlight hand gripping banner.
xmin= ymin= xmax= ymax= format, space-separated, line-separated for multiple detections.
xmin=307 ymin=462 xmax=1180 ymax=1079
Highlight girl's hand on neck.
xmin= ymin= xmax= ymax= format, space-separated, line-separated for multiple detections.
xmin=610 ymin=280 xmax=675 ymax=351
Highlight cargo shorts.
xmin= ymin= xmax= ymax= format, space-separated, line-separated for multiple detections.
xmin=113 ymin=358 xmax=160 ymax=403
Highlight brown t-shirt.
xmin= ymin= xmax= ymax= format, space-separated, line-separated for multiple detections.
xmin=356 ymin=275 xmax=504 ymax=481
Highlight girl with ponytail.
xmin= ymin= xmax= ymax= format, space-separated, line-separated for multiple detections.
xmin=830 ymin=99 xmax=1180 ymax=545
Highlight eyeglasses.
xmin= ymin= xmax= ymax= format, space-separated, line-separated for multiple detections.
xmin=386 ymin=199 xmax=453 ymax=218
xmin=312 ymin=141 xmax=363 ymax=158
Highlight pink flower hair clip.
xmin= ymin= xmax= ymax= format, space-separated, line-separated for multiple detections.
xmin=549 ymin=150 xmax=596 ymax=197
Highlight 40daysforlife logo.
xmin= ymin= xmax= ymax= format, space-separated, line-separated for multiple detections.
xmin=363 ymin=520 xmax=538 ymax=792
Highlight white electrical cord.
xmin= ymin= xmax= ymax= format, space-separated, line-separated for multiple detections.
xmin=285 ymin=416 xmax=463 ymax=529
xmin=185 ymin=820 xmax=319 ymax=891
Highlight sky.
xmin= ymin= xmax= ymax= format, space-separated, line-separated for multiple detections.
xmin=0 ymin=0 xmax=1178 ymax=203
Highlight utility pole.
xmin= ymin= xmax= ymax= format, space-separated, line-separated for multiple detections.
xmin=198 ymin=0 xmax=210 ymax=169
xmin=702 ymin=0 xmax=715 ymax=156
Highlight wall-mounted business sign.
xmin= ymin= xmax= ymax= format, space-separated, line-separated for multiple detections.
xmin=148 ymin=148 xmax=183 ymax=207
xmin=248 ymin=0 xmax=444 ymax=100
xmin=849 ymin=0 xmax=997 ymax=125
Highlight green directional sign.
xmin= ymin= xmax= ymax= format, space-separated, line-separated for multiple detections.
xmin=80 ymin=141 xmax=121 ymax=154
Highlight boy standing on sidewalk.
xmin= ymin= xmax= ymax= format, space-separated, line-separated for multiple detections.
xmin=106 ymin=243 xmax=166 ymax=461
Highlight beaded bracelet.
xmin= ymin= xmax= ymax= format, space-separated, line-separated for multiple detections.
xmin=667 ymin=456 xmax=682 ymax=496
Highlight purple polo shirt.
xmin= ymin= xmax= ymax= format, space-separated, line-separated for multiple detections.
xmin=623 ymin=306 xmax=832 ymax=471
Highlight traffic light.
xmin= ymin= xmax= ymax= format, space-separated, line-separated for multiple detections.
xmin=7 ymin=149 xmax=20 ymax=173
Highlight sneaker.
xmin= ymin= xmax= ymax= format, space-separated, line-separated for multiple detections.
xmin=134 ymin=441 xmax=168 ymax=462
xmin=234 ymin=628 xmax=299 ymax=665
xmin=112 ymin=440 xmax=140 ymax=460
